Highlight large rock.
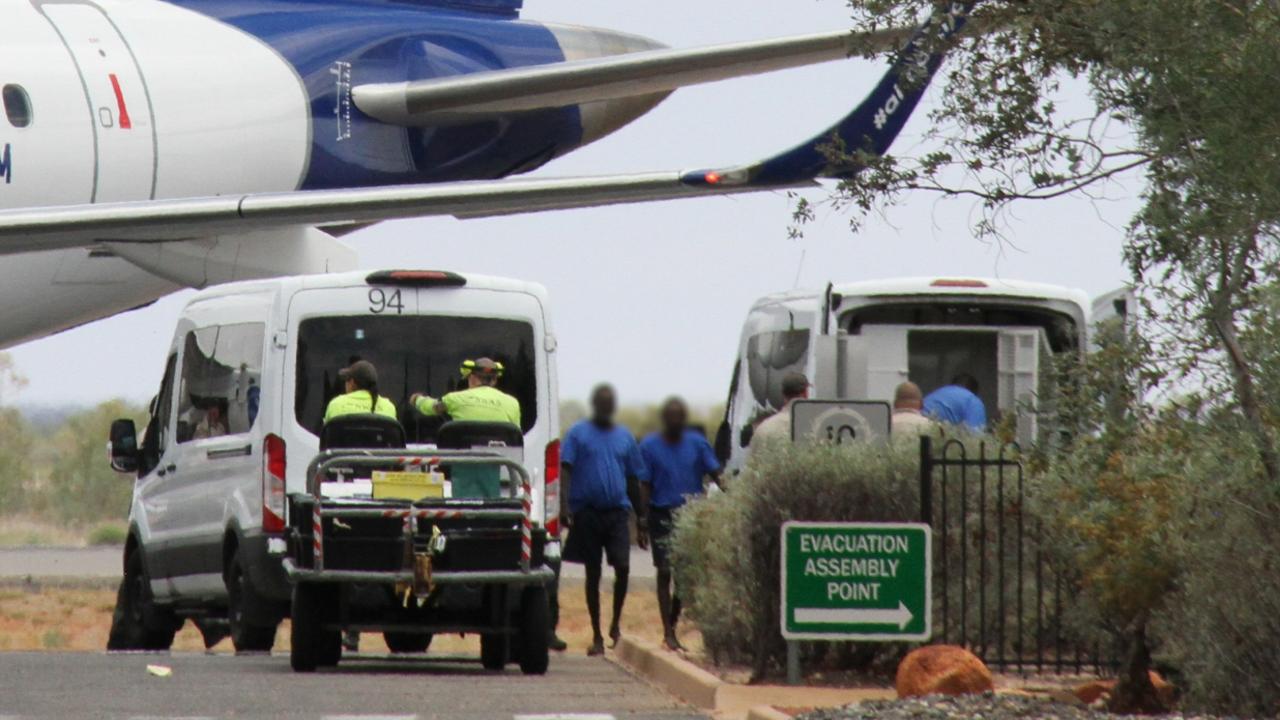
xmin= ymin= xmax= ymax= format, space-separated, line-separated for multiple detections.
xmin=895 ymin=645 xmax=995 ymax=698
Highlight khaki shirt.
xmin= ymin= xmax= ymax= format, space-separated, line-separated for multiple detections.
xmin=892 ymin=409 xmax=935 ymax=437
xmin=752 ymin=402 xmax=796 ymax=444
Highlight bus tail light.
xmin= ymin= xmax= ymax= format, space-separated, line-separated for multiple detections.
xmin=544 ymin=439 xmax=561 ymax=536
xmin=365 ymin=270 xmax=466 ymax=288
xmin=263 ymin=434 xmax=286 ymax=533
xmin=930 ymin=278 xmax=988 ymax=288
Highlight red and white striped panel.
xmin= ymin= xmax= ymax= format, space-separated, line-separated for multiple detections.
xmin=520 ymin=477 xmax=533 ymax=564
xmin=312 ymin=503 xmax=324 ymax=570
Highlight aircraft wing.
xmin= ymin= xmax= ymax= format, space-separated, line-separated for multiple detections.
xmin=353 ymin=27 xmax=916 ymax=125
xmin=0 ymin=2 xmax=974 ymax=256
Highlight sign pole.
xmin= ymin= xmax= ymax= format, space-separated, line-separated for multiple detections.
xmin=786 ymin=641 xmax=801 ymax=686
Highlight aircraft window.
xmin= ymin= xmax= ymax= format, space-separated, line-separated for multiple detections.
xmin=2 ymin=85 xmax=31 ymax=128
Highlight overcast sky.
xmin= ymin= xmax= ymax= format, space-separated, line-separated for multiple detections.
xmin=6 ymin=0 xmax=1137 ymax=409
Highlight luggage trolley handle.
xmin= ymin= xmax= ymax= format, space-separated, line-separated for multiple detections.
xmin=304 ymin=448 xmax=529 ymax=498
xmin=303 ymin=449 xmax=536 ymax=573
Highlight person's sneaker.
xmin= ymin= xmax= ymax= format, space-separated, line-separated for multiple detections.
xmin=608 ymin=624 xmax=622 ymax=648
xmin=587 ymin=637 xmax=606 ymax=656
xmin=663 ymin=633 xmax=685 ymax=652
xmin=548 ymin=634 xmax=568 ymax=652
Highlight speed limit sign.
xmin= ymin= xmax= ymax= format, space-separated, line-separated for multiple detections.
xmin=790 ymin=400 xmax=892 ymax=444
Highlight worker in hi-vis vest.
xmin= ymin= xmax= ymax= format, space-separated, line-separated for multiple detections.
xmin=411 ymin=357 xmax=520 ymax=498
xmin=324 ymin=360 xmax=397 ymax=422
xmin=327 ymin=359 xmax=397 ymax=655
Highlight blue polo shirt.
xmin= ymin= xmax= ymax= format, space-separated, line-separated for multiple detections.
xmin=562 ymin=420 xmax=648 ymax=513
xmin=923 ymin=385 xmax=988 ymax=432
xmin=640 ymin=431 xmax=720 ymax=509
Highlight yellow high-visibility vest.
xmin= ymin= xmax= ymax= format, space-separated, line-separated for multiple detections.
xmin=324 ymin=390 xmax=397 ymax=423
xmin=415 ymin=386 xmax=520 ymax=426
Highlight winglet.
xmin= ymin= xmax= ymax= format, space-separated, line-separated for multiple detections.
xmin=681 ymin=1 xmax=976 ymax=189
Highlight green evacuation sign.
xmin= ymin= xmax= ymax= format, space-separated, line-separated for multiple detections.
xmin=781 ymin=522 xmax=931 ymax=641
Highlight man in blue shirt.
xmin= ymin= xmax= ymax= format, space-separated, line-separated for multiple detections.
xmin=923 ymin=373 xmax=988 ymax=432
xmin=639 ymin=397 xmax=722 ymax=650
xmin=561 ymin=384 xmax=649 ymax=656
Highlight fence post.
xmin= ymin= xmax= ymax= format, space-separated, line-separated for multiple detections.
xmin=919 ymin=435 xmax=933 ymax=527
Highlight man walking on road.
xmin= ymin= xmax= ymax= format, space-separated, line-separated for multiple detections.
xmin=561 ymin=384 xmax=648 ymax=656
xmin=639 ymin=397 xmax=721 ymax=650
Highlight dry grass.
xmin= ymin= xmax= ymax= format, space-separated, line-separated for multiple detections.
xmin=0 ymin=584 xmax=703 ymax=656
xmin=0 ymin=518 xmax=86 ymax=547
xmin=0 ymin=588 xmax=120 ymax=651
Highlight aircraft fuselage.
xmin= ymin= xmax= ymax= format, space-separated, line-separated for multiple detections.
xmin=0 ymin=0 xmax=658 ymax=209
xmin=0 ymin=0 xmax=663 ymax=347
xmin=0 ymin=0 xmax=972 ymax=349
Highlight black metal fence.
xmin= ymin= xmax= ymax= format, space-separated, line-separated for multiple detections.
xmin=919 ymin=435 xmax=1117 ymax=674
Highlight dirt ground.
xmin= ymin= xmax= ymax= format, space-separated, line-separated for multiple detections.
xmin=0 ymin=584 xmax=703 ymax=656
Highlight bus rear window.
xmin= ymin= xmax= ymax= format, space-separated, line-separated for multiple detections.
xmin=295 ymin=315 xmax=537 ymax=442
xmin=843 ymin=302 xmax=1078 ymax=352
xmin=746 ymin=328 xmax=809 ymax=411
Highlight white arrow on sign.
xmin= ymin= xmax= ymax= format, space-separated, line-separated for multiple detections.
xmin=794 ymin=601 xmax=913 ymax=629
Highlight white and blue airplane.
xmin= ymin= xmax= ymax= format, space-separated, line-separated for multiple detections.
xmin=0 ymin=0 xmax=973 ymax=348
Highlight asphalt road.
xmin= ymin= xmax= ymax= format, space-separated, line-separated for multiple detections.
xmin=0 ymin=650 xmax=702 ymax=720
xmin=0 ymin=547 xmax=656 ymax=586
xmin=0 ymin=546 xmax=122 ymax=580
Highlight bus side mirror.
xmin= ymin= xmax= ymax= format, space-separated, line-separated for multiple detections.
xmin=109 ymin=419 xmax=139 ymax=474
xmin=714 ymin=420 xmax=732 ymax=465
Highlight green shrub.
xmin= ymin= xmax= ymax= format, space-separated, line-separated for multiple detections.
xmin=40 ymin=629 xmax=66 ymax=650
xmin=0 ymin=407 xmax=33 ymax=514
xmin=671 ymin=437 xmax=921 ymax=675
xmin=36 ymin=400 xmax=144 ymax=524
xmin=1029 ymin=413 xmax=1197 ymax=712
xmin=85 ymin=523 xmax=127 ymax=546
xmin=1031 ymin=417 xmax=1191 ymax=637
xmin=1168 ymin=515 xmax=1280 ymax=716
xmin=1153 ymin=418 xmax=1280 ymax=716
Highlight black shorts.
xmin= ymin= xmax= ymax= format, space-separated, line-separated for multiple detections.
xmin=648 ymin=506 xmax=677 ymax=570
xmin=562 ymin=507 xmax=631 ymax=570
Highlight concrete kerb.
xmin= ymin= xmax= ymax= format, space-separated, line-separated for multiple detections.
xmin=612 ymin=636 xmax=898 ymax=719
xmin=614 ymin=636 xmax=722 ymax=709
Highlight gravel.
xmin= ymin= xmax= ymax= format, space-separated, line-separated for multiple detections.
xmin=795 ymin=692 xmax=1230 ymax=720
